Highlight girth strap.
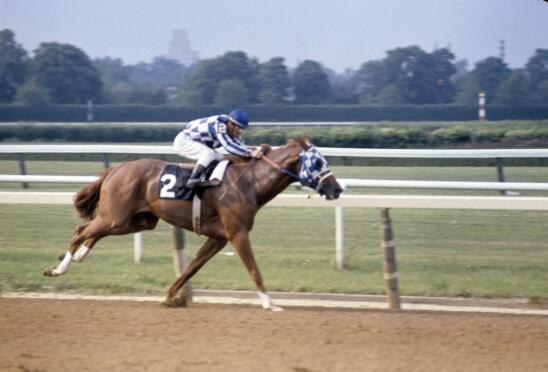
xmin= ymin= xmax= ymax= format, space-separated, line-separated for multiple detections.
xmin=192 ymin=194 xmax=201 ymax=235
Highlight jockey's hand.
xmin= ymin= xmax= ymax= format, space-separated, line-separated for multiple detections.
xmin=250 ymin=148 xmax=263 ymax=159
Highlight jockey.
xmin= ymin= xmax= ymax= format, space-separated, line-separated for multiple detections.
xmin=173 ymin=108 xmax=262 ymax=188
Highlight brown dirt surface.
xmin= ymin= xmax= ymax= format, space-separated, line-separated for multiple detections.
xmin=1 ymin=297 xmax=547 ymax=372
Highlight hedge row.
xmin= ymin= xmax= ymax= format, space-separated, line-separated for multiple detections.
xmin=0 ymin=125 xmax=179 ymax=143
xmin=2 ymin=122 xmax=548 ymax=148
xmin=2 ymin=104 xmax=548 ymax=122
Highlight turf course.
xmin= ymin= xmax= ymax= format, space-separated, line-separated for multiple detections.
xmin=0 ymin=159 xmax=547 ymax=300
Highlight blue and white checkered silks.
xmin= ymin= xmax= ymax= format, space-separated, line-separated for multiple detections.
xmin=182 ymin=115 xmax=251 ymax=157
xmin=298 ymin=146 xmax=333 ymax=191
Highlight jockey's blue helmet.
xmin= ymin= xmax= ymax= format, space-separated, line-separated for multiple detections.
xmin=228 ymin=108 xmax=249 ymax=129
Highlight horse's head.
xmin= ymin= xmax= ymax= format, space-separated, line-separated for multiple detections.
xmin=295 ymin=137 xmax=343 ymax=200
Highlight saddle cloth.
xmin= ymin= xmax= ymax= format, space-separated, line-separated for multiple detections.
xmin=158 ymin=160 xmax=230 ymax=200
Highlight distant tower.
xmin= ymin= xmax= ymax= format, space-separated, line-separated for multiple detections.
xmin=167 ymin=29 xmax=199 ymax=66
xmin=499 ymin=39 xmax=506 ymax=61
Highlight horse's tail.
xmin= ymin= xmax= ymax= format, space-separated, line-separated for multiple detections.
xmin=74 ymin=168 xmax=113 ymax=220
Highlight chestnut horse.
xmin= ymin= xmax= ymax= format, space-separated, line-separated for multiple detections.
xmin=42 ymin=138 xmax=343 ymax=311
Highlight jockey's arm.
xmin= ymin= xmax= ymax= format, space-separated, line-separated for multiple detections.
xmin=216 ymin=130 xmax=252 ymax=158
xmin=249 ymin=147 xmax=262 ymax=158
xmin=233 ymin=136 xmax=262 ymax=157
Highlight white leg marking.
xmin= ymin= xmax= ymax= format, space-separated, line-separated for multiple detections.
xmin=52 ymin=251 xmax=73 ymax=276
xmin=73 ymin=245 xmax=90 ymax=262
xmin=258 ymin=291 xmax=283 ymax=312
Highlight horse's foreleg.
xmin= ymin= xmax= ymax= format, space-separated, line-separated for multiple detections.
xmin=164 ymin=237 xmax=227 ymax=307
xmin=230 ymin=231 xmax=283 ymax=312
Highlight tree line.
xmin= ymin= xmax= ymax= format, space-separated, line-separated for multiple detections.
xmin=1 ymin=28 xmax=547 ymax=107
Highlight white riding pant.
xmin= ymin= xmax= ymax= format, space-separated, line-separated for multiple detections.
xmin=173 ymin=131 xmax=223 ymax=168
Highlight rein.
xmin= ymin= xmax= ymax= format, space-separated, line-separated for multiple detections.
xmin=219 ymin=155 xmax=294 ymax=201
xmin=261 ymin=155 xmax=299 ymax=180
xmin=219 ymin=150 xmax=329 ymax=201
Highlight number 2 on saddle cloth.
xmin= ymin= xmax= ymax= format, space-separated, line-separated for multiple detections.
xmin=158 ymin=160 xmax=227 ymax=200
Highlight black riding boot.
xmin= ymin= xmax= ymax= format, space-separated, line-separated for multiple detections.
xmin=185 ymin=164 xmax=206 ymax=189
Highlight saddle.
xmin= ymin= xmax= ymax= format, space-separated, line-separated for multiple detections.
xmin=157 ymin=160 xmax=230 ymax=235
xmin=158 ymin=160 xmax=229 ymax=201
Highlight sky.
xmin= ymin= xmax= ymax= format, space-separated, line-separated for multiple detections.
xmin=1 ymin=0 xmax=547 ymax=72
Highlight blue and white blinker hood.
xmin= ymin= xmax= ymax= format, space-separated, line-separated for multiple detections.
xmin=297 ymin=146 xmax=333 ymax=192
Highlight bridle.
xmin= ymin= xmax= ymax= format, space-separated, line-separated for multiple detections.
xmin=219 ymin=151 xmax=331 ymax=201
xmin=261 ymin=153 xmax=333 ymax=192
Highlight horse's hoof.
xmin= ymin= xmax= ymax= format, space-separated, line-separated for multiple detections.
xmin=42 ymin=267 xmax=55 ymax=277
xmin=268 ymin=305 xmax=284 ymax=312
xmin=162 ymin=296 xmax=188 ymax=308
xmin=161 ymin=300 xmax=178 ymax=308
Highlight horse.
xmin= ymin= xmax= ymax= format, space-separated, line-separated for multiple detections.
xmin=42 ymin=137 xmax=343 ymax=311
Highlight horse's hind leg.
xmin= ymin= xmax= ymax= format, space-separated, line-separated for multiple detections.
xmin=71 ymin=238 xmax=94 ymax=262
xmin=65 ymin=237 xmax=98 ymax=263
xmin=69 ymin=212 xmax=158 ymax=263
xmin=164 ymin=237 xmax=228 ymax=307
xmin=43 ymin=219 xmax=109 ymax=277
xmin=56 ymin=224 xmax=95 ymax=262
xmin=43 ymin=213 xmax=158 ymax=277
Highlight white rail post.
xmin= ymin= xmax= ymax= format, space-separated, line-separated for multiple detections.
xmin=335 ymin=206 xmax=345 ymax=270
xmin=134 ymin=232 xmax=143 ymax=263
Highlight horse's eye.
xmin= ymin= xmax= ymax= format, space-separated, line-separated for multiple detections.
xmin=315 ymin=159 xmax=323 ymax=168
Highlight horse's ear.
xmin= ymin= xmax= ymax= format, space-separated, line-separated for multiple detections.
xmin=286 ymin=138 xmax=298 ymax=147
xmin=297 ymin=136 xmax=312 ymax=150
xmin=259 ymin=143 xmax=272 ymax=154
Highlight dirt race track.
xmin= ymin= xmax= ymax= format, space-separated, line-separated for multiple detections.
xmin=1 ymin=298 xmax=547 ymax=372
